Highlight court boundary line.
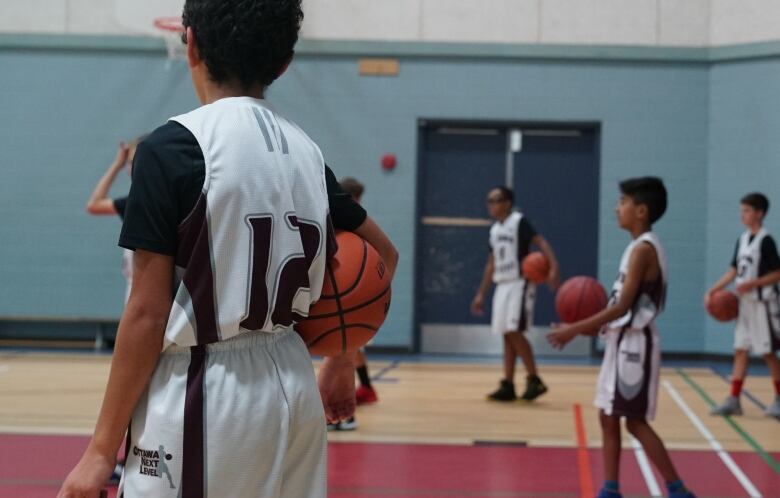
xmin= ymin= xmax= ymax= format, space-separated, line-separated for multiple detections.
xmin=676 ymin=369 xmax=780 ymax=474
xmin=663 ymin=378 xmax=762 ymax=498
xmin=629 ymin=436 xmax=662 ymax=497
xmin=572 ymin=404 xmax=594 ymax=498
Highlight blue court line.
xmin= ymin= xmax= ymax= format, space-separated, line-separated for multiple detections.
xmin=711 ymin=368 xmax=780 ymax=422
xmin=371 ymin=359 xmax=400 ymax=382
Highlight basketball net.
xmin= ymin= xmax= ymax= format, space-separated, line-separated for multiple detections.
xmin=153 ymin=17 xmax=186 ymax=62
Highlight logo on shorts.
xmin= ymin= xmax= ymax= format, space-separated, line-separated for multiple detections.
xmin=622 ymin=351 xmax=641 ymax=363
xmin=134 ymin=444 xmax=177 ymax=489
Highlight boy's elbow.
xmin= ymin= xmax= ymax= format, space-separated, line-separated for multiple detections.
xmin=85 ymin=202 xmax=99 ymax=215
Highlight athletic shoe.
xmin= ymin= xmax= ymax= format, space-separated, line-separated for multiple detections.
xmin=669 ymin=489 xmax=697 ymax=498
xmin=327 ymin=417 xmax=358 ymax=431
xmin=710 ymin=395 xmax=742 ymax=416
xmin=520 ymin=375 xmax=548 ymax=401
xmin=765 ymin=396 xmax=780 ymax=417
xmin=356 ymin=385 xmax=378 ymax=405
xmin=487 ymin=379 xmax=517 ymax=401
xmin=595 ymin=488 xmax=622 ymax=498
xmin=339 ymin=416 xmax=358 ymax=430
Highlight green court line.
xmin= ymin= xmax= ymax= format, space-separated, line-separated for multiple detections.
xmin=676 ymin=368 xmax=780 ymax=475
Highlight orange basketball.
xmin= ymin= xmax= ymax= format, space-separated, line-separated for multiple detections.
xmin=296 ymin=231 xmax=392 ymax=355
xmin=555 ymin=276 xmax=608 ymax=331
xmin=522 ymin=252 xmax=550 ymax=284
xmin=707 ymin=290 xmax=739 ymax=322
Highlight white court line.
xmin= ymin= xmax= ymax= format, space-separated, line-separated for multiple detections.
xmin=663 ymin=380 xmax=762 ymax=498
xmin=629 ymin=435 xmax=662 ymax=497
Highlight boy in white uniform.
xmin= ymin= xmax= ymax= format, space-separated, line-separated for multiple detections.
xmin=706 ymin=193 xmax=780 ymax=417
xmin=57 ymin=1 xmax=398 ymax=497
xmin=548 ymin=177 xmax=695 ymax=498
xmin=471 ymin=187 xmax=560 ymax=401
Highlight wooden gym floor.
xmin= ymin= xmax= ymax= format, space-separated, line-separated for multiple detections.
xmin=0 ymin=351 xmax=779 ymax=497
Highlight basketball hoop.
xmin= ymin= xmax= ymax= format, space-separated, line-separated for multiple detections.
xmin=153 ymin=17 xmax=186 ymax=61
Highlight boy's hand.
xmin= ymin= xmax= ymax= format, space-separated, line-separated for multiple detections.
xmin=112 ymin=142 xmax=130 ymax=170
xmin=703 ymin=289 xmax=714 ymax=308
xmin=547 ymin=324 xmax=577 ymax=350
xmin=736 ymin=281 xmax=756 ymax=295
xmin=56 ymin=445 xmax=115 ymax=498
xmin=317 ymin=354 xmax=356 ymax=423
xmin=470 ymin=294 xmax=484 ymax=316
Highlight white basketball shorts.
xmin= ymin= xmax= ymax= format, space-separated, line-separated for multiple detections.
xmin=734 ymin=298 xmax=780 ymax=355
xmin=119 ymin=329 xmax=326 ymax=498
xmin=595 ymin=325 xmax=660 ymax=420
xmin=491 ymin=279 xmax=535 ymax=335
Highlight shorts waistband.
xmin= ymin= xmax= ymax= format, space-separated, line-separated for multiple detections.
xmin=162 ymin=329 xmax=295 ymax=356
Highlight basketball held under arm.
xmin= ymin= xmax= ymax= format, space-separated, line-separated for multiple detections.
xmin=532 ymin=234 xmax=560 ymax=289
xmin=353 ymin=216 xmax=399 ymax=282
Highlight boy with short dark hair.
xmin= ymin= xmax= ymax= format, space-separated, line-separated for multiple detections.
xmin=57 ymin=1 xmax=397 ymax=497
xmin=472 ymin=186 xmax=560 ymax=402
xmin=706 ymin=192 xmax=780 ymax=417
xmin=548 ymin=177 xmax=695 ymax=498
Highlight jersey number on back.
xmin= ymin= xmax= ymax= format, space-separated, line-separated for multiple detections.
xmin=241 ymin=215 xmax=322 ymax=330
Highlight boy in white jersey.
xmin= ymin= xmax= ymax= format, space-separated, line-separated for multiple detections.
xmin=706 ymin=193 xmax=780 ymax=417
xmin=471 ymin=186 xmax=560 ymax=402
xmin=548 ymin=178 xmax=695 ymax=498
xmin=57 ymin=1 xmax=398 ymax=497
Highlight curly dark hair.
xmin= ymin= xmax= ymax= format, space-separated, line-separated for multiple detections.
xmin=182 ymin=0 xmax=303 ymax=90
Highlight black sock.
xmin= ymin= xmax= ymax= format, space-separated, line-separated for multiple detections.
xmin=356 ymin=365 xmax=372 ymax=388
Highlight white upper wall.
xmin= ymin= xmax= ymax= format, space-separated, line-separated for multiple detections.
xmin=0 ymin=0 xmax=779 ymax=47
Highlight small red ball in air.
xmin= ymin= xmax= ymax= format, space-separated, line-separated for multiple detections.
xmin=381 ymin=154 xmax=397 ymax=171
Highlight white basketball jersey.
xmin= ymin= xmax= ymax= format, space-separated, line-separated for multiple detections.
xmin=163 ymin=97 xmax=331 ymax=349
xmin=735 ymin=228 xmax=777 ymax=301
xmin=490 ymin=211 xmax=524 ymax=283
xmin=607 ymin=232 xmax=668 ymax=331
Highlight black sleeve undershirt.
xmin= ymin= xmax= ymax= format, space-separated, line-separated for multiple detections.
xmin=517 ymin=217 xmax=538 ymax=261
xmin=113 ymin=197 xmax=127 ymax=220
xmin=760 ymin=236 xmax=780 ymax=276
xmin=119 ymin=121 xmax=369 ymax=255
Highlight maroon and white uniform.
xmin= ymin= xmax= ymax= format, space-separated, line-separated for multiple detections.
xmin=595 ymin=232 xmax=667 ymax=420
xmin=118 ymin=97 xmax=332 ymax=498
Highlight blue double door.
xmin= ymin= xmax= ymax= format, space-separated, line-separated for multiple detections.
xmin=416 ymin=123 xmax=600 ymax=349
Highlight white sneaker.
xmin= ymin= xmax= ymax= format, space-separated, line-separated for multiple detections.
xmin=710 ymin=396 xmax=742 ymax=416
xmin=765 ymin=397 xmax=780 ymax=418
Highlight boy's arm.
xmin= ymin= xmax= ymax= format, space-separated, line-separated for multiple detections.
xmin=471 ymin=254 xmax=494 ymax=315
xmin=547 ymin=243 xmax=653 ymax=349
xmin=318 ymin=215 xmax=398 ymax=423
xmin=57 ymin=250 xmax=173 ymax=498
xmin=354 ymin=216 xmax=399 ymax=281
xmin=705 ymin=267 xmax=738 ymax=304
xmin=737 ymin=269 xmax=780 ymax=294
xmin=86 ymin=143 xmax=129 ymax=215
xmin=532 ymin=234 xmax=560 ymax=289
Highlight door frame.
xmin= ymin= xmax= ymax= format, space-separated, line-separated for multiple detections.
xmin=413 ymin=118 xmax=602 ymax=353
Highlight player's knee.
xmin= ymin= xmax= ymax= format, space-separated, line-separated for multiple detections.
xmin=599 ymin=411 xmax=619 ymax=430
xmin=734 ymin=349 xmax=749 ymax=358
xmin=625 ymin=417 xmax=648 ymax=435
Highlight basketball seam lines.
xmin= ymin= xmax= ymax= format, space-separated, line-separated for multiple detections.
xmin=319 ymin=240 xmax=368 ymax=299
xmin=325 ymin=263 xmax=349 ymax=354
xmin=306 ymin=323 xmax=380 ymax=349
xmin=305 ymin=286 xmax=392 ymax=321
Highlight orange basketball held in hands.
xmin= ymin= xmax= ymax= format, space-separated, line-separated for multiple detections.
xmin=522 ymin=251 xmax=550 ymax=284
xmin=555 ymin=276 xmax=609 ymax=331
xmin=296 ymin=231 xmax=392 ymax=356
xmin=706 ymin=290 xmax=739 ymax=322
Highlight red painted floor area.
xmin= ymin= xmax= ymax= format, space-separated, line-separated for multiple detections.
xmin=1 ymin=434 xmax=779 ymax=497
